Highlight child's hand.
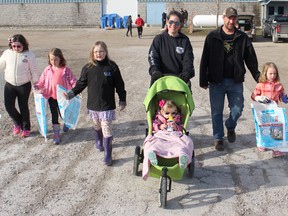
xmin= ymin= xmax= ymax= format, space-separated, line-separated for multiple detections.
xmin=255 ymin=96 xmax=270 ymax=103
xmin=119 ymin=101 xmax=126 ymax=111
xmin=66 ymin=90 xmax=75 ymax=100
xmin=119 ymin=104 xmax=126 ymax=111
xmin=282 ymin=94 xmax=288 ymax=104
xmin=160 ymin=124 xmax=167 ymax=130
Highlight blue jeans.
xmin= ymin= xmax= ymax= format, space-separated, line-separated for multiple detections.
xmin=209 ymin=79 xmax=244 ymax=141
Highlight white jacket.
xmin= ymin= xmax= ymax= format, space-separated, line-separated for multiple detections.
xmin=0 ymin=49 xmax=40 ymax=86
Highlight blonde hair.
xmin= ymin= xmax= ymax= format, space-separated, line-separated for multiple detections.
xmin=161 ymin=100 xmax=178 ymax=112
xmin=88 ymin=41 xmax=112 ymax=68
xmin=259 ymin=62 xmax=280 ymax=83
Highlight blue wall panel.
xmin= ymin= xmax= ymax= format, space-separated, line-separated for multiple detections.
xmin=147 ymin=2 xmax=165 ymax=25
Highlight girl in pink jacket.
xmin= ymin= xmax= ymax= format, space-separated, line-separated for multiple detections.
xmin=35 ymin=48 xmax=77 ymax=144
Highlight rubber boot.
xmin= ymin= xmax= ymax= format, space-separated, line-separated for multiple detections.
xmin=95 ymin=129 xmax=104 ymax=152
xmin=103 ymin=136 xmax=113 ymax=166
xmin=53 ymin=124 xmax=60 ymax=145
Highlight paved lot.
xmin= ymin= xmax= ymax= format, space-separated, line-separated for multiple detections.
xmin=0 ymin=27 xmax=288 ymax=215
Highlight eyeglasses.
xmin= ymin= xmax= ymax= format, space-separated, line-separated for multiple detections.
xmin=12 ymin=45 xmax=22 ymax=49
xmin=94 ymin=50 xmax=105 ymax=54
xmin=164 ymin=111 xmax=177 ymax=116
xmin=168 ymin=20 xmax=181 ymax=26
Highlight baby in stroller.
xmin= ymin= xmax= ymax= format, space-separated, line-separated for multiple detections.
xmin=141 ymin=76 xmax=194 ymax=180
xmin=148 ymin=99 xmax=189 ymax=169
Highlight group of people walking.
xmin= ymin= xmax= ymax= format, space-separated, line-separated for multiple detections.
xmin=148 ymin=7 xmax=288 ymax=158
xmin=1 ymin=6 xmax=287 ymax=169
xmin=125 ymin=14 xmax=145 ymax=39
xmin=0 ymin=35 xmax=126 ymax=166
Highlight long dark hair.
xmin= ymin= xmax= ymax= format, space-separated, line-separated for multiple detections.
xmin=167 ymin=10 xmax=184 ymax=24
xmin=8 ymin=34 xmax=29 ymax=51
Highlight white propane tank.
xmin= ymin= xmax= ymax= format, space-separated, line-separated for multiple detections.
xmin=193 ymin=15 xmax=224 ymax=27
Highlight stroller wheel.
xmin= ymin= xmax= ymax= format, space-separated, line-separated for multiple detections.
xmin=187 ymin=151 xmax=195 ymax=178
xmin=133 ymin=146 xmax=141 ymax=176
xmin=159 ymin=176 xmax=168 ymax=208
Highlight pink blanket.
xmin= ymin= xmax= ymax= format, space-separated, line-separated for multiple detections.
xmin=142 ymin=130 xmax=194 ymax=180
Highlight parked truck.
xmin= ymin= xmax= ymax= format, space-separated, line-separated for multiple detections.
xmin=262 ymin=14 xmax=288 ymax=43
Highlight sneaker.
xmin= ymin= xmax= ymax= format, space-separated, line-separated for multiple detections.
xmin=148 ymin=151 xmax=158 ymax=166
xmin=258 ymin=147 xmax=268 ymax=152
xmin=63 ymin=124 xmax=70 ymax=132
xmin=227 ymin=130 xmax=236 ymax=143
xmin=21 ymin=130 xmax=30 ymax=138
xmin=214 ymin=140 xmax=224 ymax=151
xmin=13 ymin=125 xmax=21 ymax=135
xmin=179 ymin=155 xmax=188 ymax=169
xmin=272 ymin=150 xmax=285 ymax=158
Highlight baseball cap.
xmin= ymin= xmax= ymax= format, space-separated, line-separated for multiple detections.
xmin=223 ymin=7 xmax=238 ymax=18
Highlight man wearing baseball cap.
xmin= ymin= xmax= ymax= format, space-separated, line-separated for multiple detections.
xmin=199 ymin=7 xmax=260 ymax=151
xmin=224 ymin=7 xmax=238 ymax=18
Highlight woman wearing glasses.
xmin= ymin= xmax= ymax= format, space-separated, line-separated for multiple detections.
xmin=0 ymin=34 xmax=40 ymax=137
xmin=148 ymin=10 xmax=195 ymax=86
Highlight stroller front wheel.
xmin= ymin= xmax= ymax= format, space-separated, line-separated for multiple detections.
xmin=133 ymin=146 xmax=141 ymax=176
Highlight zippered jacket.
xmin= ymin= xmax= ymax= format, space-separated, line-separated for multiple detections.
xmin=71 ymin=58 xmax=126 ymax=111
xmin=0 ymin=49 xmax=40 ymax=86
xmin=200 ymin=27 xmax=260 ymax=87
xmin=36 ymin=65 xmax=77 ymax=99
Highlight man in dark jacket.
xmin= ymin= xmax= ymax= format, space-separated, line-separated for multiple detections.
xmin=199 ymin=7 xmax=260 ymax=151
xmin=149 ymin=10 xmax=195 ymax=87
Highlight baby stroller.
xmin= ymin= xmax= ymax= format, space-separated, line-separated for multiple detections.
xmin=133 ymin=76 xmax=195 ymax=208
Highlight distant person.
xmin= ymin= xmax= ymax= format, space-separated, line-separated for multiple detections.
xmin=199 ymin=7 xmax=260 ymax=151
xmin=183 ymin=9 xmax=188 ymax=27
xmin=126 ymin=15 xmax=133 ymax=37
xmin=148 ymin=10 xmax=195 ymax=87
xmin=180 ymin=8 xmax=185 ymax=19
xmin=251 ymin=62 xmax=288 ymax=157
xmin=66 ymin=41 xmax=126 ymax=166
xmin=34 ymin=48 xmax=77 ymax=144
xmin=0 ymin=34 xmax=40 ymax=137
xmin=135 ymin=14 xmax=145 ymax=38
xmin=161 ymin=12 xmax=167 ymax=29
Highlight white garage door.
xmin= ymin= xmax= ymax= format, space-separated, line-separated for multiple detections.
xmin=102 ymin=0 xmax=138 ymax=19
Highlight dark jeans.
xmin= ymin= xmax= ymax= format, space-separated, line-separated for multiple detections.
xmin=48 ymin=97 xmax=61 ymax=125
xmin=137 ymin=26 xmax=143 ymax=38
xmin=4 ymin=82 xmax=31 ymax=130
xmin=126 ymin=25 xmax=132 ymax=36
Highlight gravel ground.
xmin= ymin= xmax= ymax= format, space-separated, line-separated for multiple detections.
xmin=0 ymin=27 xmax=288 ymax=216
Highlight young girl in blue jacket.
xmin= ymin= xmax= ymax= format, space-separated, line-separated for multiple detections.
xmin=66 ymin=41 xmax=127 ymax=166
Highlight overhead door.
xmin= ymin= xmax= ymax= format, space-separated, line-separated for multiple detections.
xmin=147 ymin=2 xmax=165 ymax=25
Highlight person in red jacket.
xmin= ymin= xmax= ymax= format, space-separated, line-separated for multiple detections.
xmin=135 ymin=14 xmax=145 ymax=39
